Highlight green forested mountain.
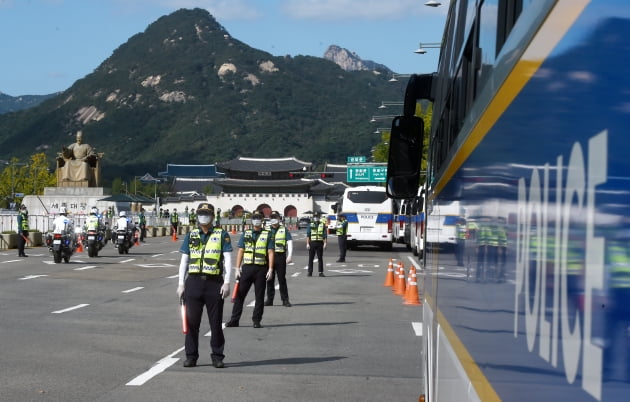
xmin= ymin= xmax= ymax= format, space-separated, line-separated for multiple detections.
xmin=0 ymin=8 xmax=406 ymax=185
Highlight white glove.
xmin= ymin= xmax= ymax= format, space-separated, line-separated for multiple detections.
xmin=177 ymin=284 xmax=185 ymax=299
xmin=323 ymin=243 xmax=327 ymax=250
xmin=235 ymin=268 xmax=241 ymax=279
xmin=266 ymin=269 xmax=273 ymax=281
xmin=220 ymin=283 xmax=230 ymax=299
xmin=286 ymin=255 xmax=293 ymax=264
xmin=306 ymin=244 xmax=310 ymax=250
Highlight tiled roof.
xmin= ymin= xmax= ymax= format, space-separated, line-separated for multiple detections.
xmin=217 ymin=157 xmax=312 ymax=173
xmin=213 ymin=178 xmax=317 ymax=193
xmin=158 ymin=164 xmax=224 ymax=178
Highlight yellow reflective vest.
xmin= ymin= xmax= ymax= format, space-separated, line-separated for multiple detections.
xmin=243 ymin=229 xmax=271 ymax=265
xmin=188 ymin=228 xmax=223 ymax=275
xmin=274 ymin=226 xmax=287 ymax=253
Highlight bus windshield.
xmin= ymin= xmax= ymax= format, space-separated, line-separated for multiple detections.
xmin=346 ymin=190 xmax=388 ymax=204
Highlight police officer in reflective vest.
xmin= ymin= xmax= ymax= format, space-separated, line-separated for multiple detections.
xmin=171 ymin=208 xmax=179 ymax=237
xmin=265 ymin=212 xmax=293 ymax=307
xmin=336 ymin=213 xmax=348 ymax=263
xmin=226 ymin=213 xmax=275 ymax=328
xmin=307 ymin=211 xmax=328 ymax=276
xmin=176 ymin=203 xmax=232 ymax=368
xmin=17 ymin=205 xmax=29 ymax=257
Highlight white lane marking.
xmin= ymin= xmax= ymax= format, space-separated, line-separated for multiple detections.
xmin=275 ymin=284 xmax=279 ymax=290
xmin=2 ymin=259 xmax=21 ymax=264
xmin=407 ymin=256 xmax=423 ymax=271
xmin=74 ymin=265 xmax=97 ymax=271
xmin=412 ymin=322 xmax=423 ymax=337
xmin=204 ymin=323 xmax=227 ymax=337
xmin=136 ymin=263 xmax=175 ymax=268
xmin=328 ymin=268 xmax=372 ymax=274
xmin=152 ymin=254 xmax=164 ymax=257
xmin=122 ymin=287 xmax=144 ymax=293
xmin=357 ymin=263 xmax=380 ymax=268
xmin=126 ymin=347 xmax=184 ymax=386
xmin=52 ymin=304 xmax=89 ymax=314
xmin=167 ymin=274 xmax=178 ymax=279
xmin=247 ymin=300 xmax=255 ymax=307
xmin=19 ymin=274 xmax=49 ymax=280
xmin=291 ymin=272 xmax=300 ymax=277
xmin=119 ymin=258 xmax=135 ymax=263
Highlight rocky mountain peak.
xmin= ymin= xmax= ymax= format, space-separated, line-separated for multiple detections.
xmin=323 ymin=45 xmax=391 ymax=74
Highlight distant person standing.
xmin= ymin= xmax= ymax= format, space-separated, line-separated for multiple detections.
xmin=138 ymin=208 xmax=147 ymax=242
xmin=189 ymin=208 xmax=197 ymax=226
xmin=335 ymin=213 xmax=348 ymax=263
xmin=306 ymin=212 xmax=327 ymax=277
xmin=171 ymin=208 xmax=180 ymax=238
xmin=226 ymin=213 xmax=274 ymax=328
xmin=16 ymin=205 xmax=29 ymax=257
xmin=176 ymin=203 xmax=232 ymax=368
xmin=265 ymin=212 xmax=293 ymax=307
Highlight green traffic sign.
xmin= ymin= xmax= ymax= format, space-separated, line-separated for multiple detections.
xmin=347 ymin=156 xmax=366 ymax=164
xmin=346 ymin=165 xmax=387 ymax=182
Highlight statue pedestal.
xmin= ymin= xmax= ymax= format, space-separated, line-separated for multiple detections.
xmin=22 ymin=187 xmax=112 ymax=218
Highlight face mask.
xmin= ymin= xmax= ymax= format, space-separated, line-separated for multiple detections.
xmin=198 ymin=215 xmax=212 ymax=225
xmin=252 ymin=219 xmax=262 ymax=226
xmin=270 ymin=219 xmax=279 ymax=225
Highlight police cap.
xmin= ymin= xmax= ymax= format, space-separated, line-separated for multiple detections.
xmin=197 ymin=203 xmax=215 ymax=215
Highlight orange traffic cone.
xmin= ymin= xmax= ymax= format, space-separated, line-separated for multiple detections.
xmin=134 ymin=233 xmax=140 ymax=246
xmin=231 ymin=226 xmax=237 ymax=235
xmin=171 ymin=228 xmax=177 ymax=242
xmin=383 ymin=258 xmax=395 ymax=287
xmin=394 ymin=262 xmax=406 ymax=296
xmin=76 ymin=239 xmax=83 ymax=253
xmin=404 ymin=266 xmax=421 ymax=305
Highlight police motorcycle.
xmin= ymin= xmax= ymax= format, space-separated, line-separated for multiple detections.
xmin=113 ymin=211 xmax=137 ymax=254
xmin=45 ymin=207 xmax=79 ymax=264
xmin=83 ymin=207 xmax=108 ymax=258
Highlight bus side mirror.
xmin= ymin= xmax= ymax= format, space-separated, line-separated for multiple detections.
xmin=386 ymin=115 xmax=423 ymax=199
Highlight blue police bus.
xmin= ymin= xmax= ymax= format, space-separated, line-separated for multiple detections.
xmin=386 ymin=1 xmax=630 ymax=401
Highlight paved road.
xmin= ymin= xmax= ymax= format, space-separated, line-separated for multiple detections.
xmin=0 ymin=231 xmax=424 ymax=402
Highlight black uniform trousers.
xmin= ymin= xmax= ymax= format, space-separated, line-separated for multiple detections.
xmin=338 ymin=235 xmax=347 ymax=261
xmin=230 ymin=264 xmax=267 ymax=323
xmin=184 ymin=274 xmax=225 ymax=361
xmin=308 ymin=240 xmax=324 ymax=274
xmin=18 ymin=230 xmax=28 ymax=256
xmin=266 ymin=252 xmax=289 ymax=303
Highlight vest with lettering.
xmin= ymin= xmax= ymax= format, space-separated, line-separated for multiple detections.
xmin=19 ymin=212 xmax=29 ymax=231
xmin=274 ymin=226 xmax=287 ymax=253
xmin=310 ymin=222 xmax=325 ymax=241
xmin=243 ymin=229 xmax=270 ymax=265
xmin=188 ymin=228 xmax=223 ymax=275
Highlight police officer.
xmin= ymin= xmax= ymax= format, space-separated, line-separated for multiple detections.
xmin=17 ymin=205 xmax=29 ymax=257
xmin=307 ymin=211 xmax=327 ymax=277
xmin=265 ymin=212 xmax=293 ymax=307
xmin=171 ymin=208 xmax=179 ymax=238
xmin=176 ymin=203 xmax=232 ymax=368
xmin=226 ymin=213 xmax=274 ymax=328
xmin=138 ymin=208 xmax=147 ymax=242
xmin=189 ymin=208 xmax=196 ymax=226
xmin=335 ymin=213 xmax=348 ymax=263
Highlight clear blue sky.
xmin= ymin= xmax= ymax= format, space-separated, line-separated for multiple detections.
xmin=0 ymin=0 xmax=447 ymax=96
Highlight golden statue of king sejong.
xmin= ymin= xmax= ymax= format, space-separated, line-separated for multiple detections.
xmin=56 ymin=130 xmax=103 ymax=187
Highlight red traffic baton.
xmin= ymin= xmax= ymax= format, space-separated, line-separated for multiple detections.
xmin=231 ymin=280 xmax=240 ymax=303
xmin=180 ymin=298 xmax=188 ymax=334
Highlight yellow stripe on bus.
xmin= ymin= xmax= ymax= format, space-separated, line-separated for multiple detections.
xmin=434 ymin=0 xmax=592 ymax=197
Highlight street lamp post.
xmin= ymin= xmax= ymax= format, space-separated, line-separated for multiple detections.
xmin=388 ymin=73 xmax=412 ymax=82
xmin=370 ymin=115 xmax=398 ymax=123
xmin=414 ymin=42 xmax=442 ymax=54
